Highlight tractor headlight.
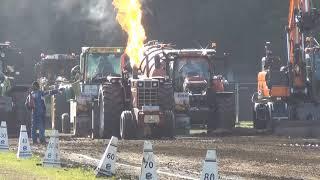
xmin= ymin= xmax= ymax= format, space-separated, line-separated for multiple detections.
xmin=110 ymin=78 xmax=121 ymax=83
xmin=152 ymin=82 xmax=158 ymax=87
xmin=138 ymin=82 xmax=143 ymax=87
xmin=159 ymin=79 xmax=164 ymax=83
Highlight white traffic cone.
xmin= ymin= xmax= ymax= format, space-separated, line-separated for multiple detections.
xmin=43 ymin=130 xmax=61 ymax=167
xmin=17 ymin=125 xmax=32 ymax=158
xmin=95 ymin=136 xmax=118 ymax=176
xmin=140 ymin=141 xmax=157 ymax=180
xmin=0 ymin=121 xmax=9 ymax=151
xmin=200 ymin=150 xmax=218 ymax=180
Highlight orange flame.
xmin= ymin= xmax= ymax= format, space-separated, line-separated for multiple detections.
xmin=113 ymin=0 xmax=146 ymax=67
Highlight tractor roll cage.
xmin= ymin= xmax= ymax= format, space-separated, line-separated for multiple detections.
xmin=139 ymin=40 xmax=222 ymax=78
xmin=139 ymin=41 xmax=175 ymax=77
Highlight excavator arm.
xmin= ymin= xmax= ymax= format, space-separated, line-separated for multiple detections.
xmin=287 ymin=0 xmax=320 ymax=92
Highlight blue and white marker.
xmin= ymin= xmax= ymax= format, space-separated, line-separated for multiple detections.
xmin=0 ymin=121 xmax=9 ymax=151
xmin=95 ymin=136 xmax=118 ymax=176
xmin=17 ymin=125 xmax=32 ymax=159
xmin=140 ymin=141 xmax=158 ymax=180
xmin=43 ymin=130 xmax=61 ymax=167
xmin=200 ymin=150 xmax=218 ymax=180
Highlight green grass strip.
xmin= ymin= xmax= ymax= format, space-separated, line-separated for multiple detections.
xmin=0 ymin=152 xmax=98 ymax=180
xmin=235 ymin=121 xmax=253 ymax=128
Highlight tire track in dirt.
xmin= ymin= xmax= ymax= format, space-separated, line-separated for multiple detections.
xmin=8 ymin=135 xmax=320 ymax=179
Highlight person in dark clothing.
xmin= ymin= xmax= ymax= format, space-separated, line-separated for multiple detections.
xmin=25 ymin=81 xmax=63 ymax=144
xmin=120 ymin=53 xmax=132 ymax=74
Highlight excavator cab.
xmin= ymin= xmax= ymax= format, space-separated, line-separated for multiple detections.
xmin=253 ymin=42 xmax=290 ymax=130
xmin=256 ymin=42 xmax=289 ymax=99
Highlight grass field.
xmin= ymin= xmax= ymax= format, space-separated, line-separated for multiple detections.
xmin=0 ymin=152 xmax=100 ymax=180
xmin=235 ymin=121 xmax=253 ymax=128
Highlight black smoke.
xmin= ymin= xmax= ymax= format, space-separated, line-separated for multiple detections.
xmin=143 ymin=0 xmax=289 ymax=81
xmin=0 ymin=0 xmax=290 ymax=83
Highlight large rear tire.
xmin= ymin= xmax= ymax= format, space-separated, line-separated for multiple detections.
xmin=216 ymin=93 xmax=235 ymax=129
xmin=7 ymin=87 xmax=30 ymax=138
xmin=207 ymin=91 xmax=218 ymax=130
xmin=52 ymin=93 xmax=69 ymax=132
xmin=61 ymin=113 xmax=71 ymax=134
xmin=99 ymin=83 xmax=124 ymax=139
xmin=163 ymin=110 xmax=175 ymax=138
xmin=120 ymin=111 xmax=136 ymax=139
xmin=253 ymin=105 xmax=269 ymax=129
xmin=206 ymin=110 xmax=218 ymax=131
xmin=159 ymin=83 xmax=174 ymax=110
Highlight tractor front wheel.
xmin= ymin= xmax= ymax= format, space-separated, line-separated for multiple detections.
xmin=120 ymin=111 xmax=136 ymax=140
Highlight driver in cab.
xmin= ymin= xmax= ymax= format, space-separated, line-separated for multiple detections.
xmin=179 ymin=60 xmax=200 ymax=77
xmin=95 ymin=55 xmax=115 ymax=76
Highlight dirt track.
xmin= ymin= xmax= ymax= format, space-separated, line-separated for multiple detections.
xmin=9 ymin=135 xmax=320 ymax=179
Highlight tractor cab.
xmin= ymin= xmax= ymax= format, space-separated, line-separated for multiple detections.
xmin=172 ymin=55 xmax=211 ymax=94
xmin=0 ymin=42 xmax=23 ymax=83
xmin=78 ymin=47 xmax=124 ymax=98
xmin=35 ymin=53 xmax=79 ymax=90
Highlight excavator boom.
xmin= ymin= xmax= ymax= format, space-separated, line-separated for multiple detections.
xmin=287 ymin=0 xmax=319 ymax=91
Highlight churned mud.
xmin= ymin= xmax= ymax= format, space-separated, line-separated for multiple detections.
xmin=8 ymin=134 xmax=320 ymax=180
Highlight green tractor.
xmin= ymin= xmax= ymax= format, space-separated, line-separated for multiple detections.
xmin=0 ymin=42 xmax=30 ymax=137
xmin=70 ymin=47 xmax=124 ymax=138
xmin=34 ymin=53 xmax=79 ymax=132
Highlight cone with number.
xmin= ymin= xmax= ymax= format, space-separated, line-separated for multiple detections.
xmin=17 ymin=125 xmax=32 ymax=158
xmin=95 ymin=136 xmax=118 ymax=176
xmin=200 ymin=150 xmax=218 ymax=180
xmin=43 ymin=130 xmax=61 ymax=167
xmin=0 ymin=121 xmax=9 ymax=151
xmin=140 ymin=141 xmax=157 ymax=180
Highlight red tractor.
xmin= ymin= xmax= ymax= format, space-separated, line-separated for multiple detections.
xmin=161 ymin=43 xmax=235 ymax=133
xmin=118 ymin=41 xmax=175 ymax=139
xmin=120 ymin=41 xmax=235 ymax=135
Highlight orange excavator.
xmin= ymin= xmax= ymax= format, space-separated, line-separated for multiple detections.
xmin=252 ymin=0 xmax=320 ymax=136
